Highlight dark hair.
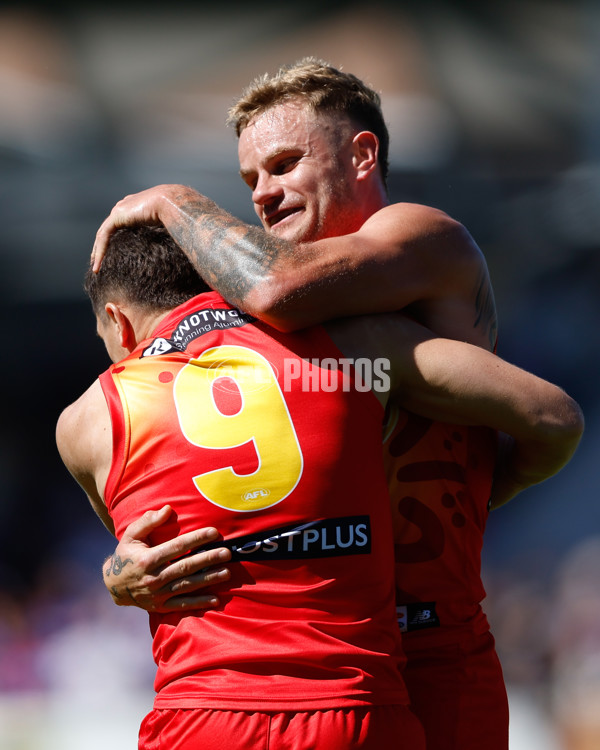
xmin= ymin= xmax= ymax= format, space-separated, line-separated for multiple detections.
xmin=84 ymin=225 xmax=210 ymax=316
xmin=227 ymin=57 xmax=390 ymax=185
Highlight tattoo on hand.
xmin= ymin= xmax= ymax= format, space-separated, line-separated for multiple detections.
xmin=104 ymin=553 xmax=134 ymax=578
xmin=110 ymin=585 xmax=122 ymax=600
xmin=109 ymin=584 xmax=137 ymax=604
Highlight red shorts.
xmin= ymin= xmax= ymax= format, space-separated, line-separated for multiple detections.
xmin=138 ymin=704 xmax=425 ymax=750
xmin=403 ymin=630 xmax=509 ymax=750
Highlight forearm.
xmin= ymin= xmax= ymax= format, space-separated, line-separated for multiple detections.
xmin=155 ymin=186 xmax=296 ymax=315
xmin=153 ymin=187 xmax=371 ymax=331
xmin=489 ymin=401 xmax=584 ymax=509
xmin=93 ymin=184 xmax=298 ymax=319
xmin=160 ymin=190 xmax=375 ymax=331
xmin=488 ymin=440 xmax=552 ymax=510
xmin=93 ymin=187 xmax=495 ymax=337
xmin=484 ymin=395 xmax=583 ymax=507
xmin=395 ymin=332 xmax=584 ymax=502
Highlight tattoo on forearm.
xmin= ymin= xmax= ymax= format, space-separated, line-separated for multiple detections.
xmin=474 ymin=269 xmax=498 ymax=350
xmin=104 ymin=553 xmax=134 ymax=578
xmin=168 ymin=196 xmax=292 ymax=307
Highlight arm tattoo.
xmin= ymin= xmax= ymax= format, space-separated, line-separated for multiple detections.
xmin=473 ymin=268 xmax=498 ymax=350
xmin=167 ymin=195 xmax=293 ymax=308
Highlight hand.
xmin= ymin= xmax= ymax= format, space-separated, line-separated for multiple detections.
xmin=103 ymin=505 xmax=232 ymax=612
xmin=488 ymin=433 xmax=527 ymax=510
xmin=91 ymin=184 xmax=188 ymax=272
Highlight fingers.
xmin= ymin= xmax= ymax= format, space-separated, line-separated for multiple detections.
xmin=137 ymin=525 xmax=225 ymax=572
xmin=120 ymin=505 xmax=173 ymax=544
xmin=91 ymin=220 xmax=111 ymax=272
xmin=102 ymin=504 xmax=232 ymax=613
xmin=108 ymin=561 xmax=231 ymax=613
xmin=92 ymin=202 xmax=129 ymax=272
xmin=90 ymin=197 xmax=132 ymax=272
xmin=135 ymin=545 xmax=231 ymax=596
xmin=91 ymin=196 xmax=132 ymax=272
xmin=158 ymin=592 xmax=223 ymax=613
xmin=103 ymin=527 xmax=232 ymax=613
xmin=119 ymin=505 xmax=220 ymax=553
xmin=152 ymin=563 xmax=232 ymax=613
xmin=91 ymin=187 xmax=169 ymax=272
xmin=160 ymin=546 xmax=232 ymax=587
xmin=106 ymin=523 xmax=228 ymax=587
xmin=148 ymin=592 xmax=222 ymax=614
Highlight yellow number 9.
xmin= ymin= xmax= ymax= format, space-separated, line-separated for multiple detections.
xmin=174 ymin=345 xmax=303 ymax=512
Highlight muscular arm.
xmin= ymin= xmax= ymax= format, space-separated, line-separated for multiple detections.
xmin=92 ymin=185 xmax=497 ymax=349
xmin=327 ymin=314 xmax=584 ymax=507
xmin=92 ymin=185 xmax=294 ymax=319
xmin=56 ymin=381 xmax=233 ymax=612
xmin=56 ymin=380 xmax=115 ymax=534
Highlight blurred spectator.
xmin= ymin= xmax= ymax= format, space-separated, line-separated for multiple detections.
xmin=550 ymin=537 xmax=600 ymax=750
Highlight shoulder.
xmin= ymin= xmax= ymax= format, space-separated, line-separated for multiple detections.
xmin=362 ymin=202 xmax=461 ymax=233
xmin=56 ymin=379 xmax=110 ymax=474
xmin=360 ymin=202 xmax=483 ymax=265
xmin=57 ymin=379 xmax=106 ymax=432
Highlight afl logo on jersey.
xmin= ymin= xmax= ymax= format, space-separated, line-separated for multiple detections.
xmin=243 ymin=488 xmax=271 ymax=501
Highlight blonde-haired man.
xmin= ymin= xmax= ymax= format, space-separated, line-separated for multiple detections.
xmin=90 ymin=59 xmax=561 ymax=750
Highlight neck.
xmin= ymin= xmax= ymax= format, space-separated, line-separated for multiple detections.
xmin=356 ymin=183 xmax=389 ymax=226
xmin=130 ymin=306 xmax=174 ymax=347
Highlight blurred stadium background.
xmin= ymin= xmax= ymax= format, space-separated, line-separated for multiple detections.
xmin=0 ymin=1 xmax=598 ymax=747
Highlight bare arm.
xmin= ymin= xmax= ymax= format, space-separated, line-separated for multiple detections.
xmin=403 ymin=335 xmax=583 ymax=502
xmin=56 ymin=381 xmax=232 ymax=612
xmin=92 ymin=185 xmax=292 ymax=319
xmin=92 ymin=185 xmax=497 ymax=348
xmin=328 ymin=314 xmax=584 ymax=505
xmin=56 ymin=380 xmax=115 ymax=534
xmin=486 ymin=432 xmax=539 ymax=510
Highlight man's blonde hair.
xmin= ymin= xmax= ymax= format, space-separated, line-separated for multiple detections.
xmin=227 ymin=57 xmax=390 ymax=185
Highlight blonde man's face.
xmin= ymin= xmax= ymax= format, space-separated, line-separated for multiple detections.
xmin=238 ymin=101 xmax=363 ymax=244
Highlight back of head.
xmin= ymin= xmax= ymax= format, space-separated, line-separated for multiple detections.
xmin=228 ymin=56 xmax=390 ymax=185
xmin=84 ymin=225 xmax=211 ymax=316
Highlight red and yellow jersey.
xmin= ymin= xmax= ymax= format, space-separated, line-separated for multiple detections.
xmin=383 ymin=405 xmax=498 ymax=648
xmin=100 ymin=292 xmax=407 ymax=711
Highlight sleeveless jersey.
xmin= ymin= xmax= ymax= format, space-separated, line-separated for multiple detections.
xmin=383 ymin=406 xmax=498 ymax=647
xmin=100 ymin=292 xmax=408 ymax=711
